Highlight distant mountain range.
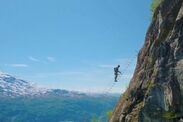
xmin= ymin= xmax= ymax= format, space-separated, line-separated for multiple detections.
xmin=0 ymin=72 xmax=93 ymax=97
xmin=0 ymin=73 xmax=45 ymax=97
xmin=0 ymin=72 xmax=119 ymax=122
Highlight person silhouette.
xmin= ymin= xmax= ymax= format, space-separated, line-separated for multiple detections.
xmin=114 ymin=65 xmax=121 ymax=82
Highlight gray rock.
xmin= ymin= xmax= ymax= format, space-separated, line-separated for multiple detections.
xmin=110 ymin=0 xmax=183 ymax=121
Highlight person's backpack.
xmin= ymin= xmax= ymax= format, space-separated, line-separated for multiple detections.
xmin=114 ymin=67 xmax=118 ymax=73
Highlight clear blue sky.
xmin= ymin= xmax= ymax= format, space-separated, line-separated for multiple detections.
xmin=0 ymin=0 xmax=151 ymax=93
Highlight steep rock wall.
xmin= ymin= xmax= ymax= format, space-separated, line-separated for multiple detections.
xmin=110 ymin=0 xmax=183 ymax=121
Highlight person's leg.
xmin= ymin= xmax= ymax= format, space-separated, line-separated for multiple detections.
xmin=115 ymin=75 xmax=117 ymax=82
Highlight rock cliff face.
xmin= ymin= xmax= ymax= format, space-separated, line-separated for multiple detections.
xmin=110 ymin=0 xmax=183 ymax=122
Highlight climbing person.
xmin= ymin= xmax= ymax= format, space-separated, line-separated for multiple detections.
xmin=114 ymin=65 xmax=121 ymax=82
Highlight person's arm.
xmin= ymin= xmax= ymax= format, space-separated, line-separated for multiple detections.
xmin=118 ymin=71 xmax=121 ymax=74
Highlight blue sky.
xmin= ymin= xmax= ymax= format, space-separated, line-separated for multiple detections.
xmin=0 ymin=0 xmax=151 ymax=93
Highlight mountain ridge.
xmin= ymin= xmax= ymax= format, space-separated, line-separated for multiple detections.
xmin=0 ymin=72 xmax=110 ymax=98
xmin=0 ymin=72 xmax=119 ymax=122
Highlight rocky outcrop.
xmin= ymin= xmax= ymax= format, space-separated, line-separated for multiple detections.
xmin=110 ymin=0 xmax=183 ymax=122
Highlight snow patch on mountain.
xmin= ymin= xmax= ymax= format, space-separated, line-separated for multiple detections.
xmin=0 ymin=72 xmax=88 ymax=98
xmin=0 ymin=72 xmax=47 ymax=97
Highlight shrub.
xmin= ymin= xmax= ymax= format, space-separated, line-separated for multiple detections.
xmin=106 ymin=111 xmax=113 ymax=121
xmin=151 ymin=0 xmax=163 ymax=16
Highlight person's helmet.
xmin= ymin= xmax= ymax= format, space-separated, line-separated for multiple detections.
xmin=118 ymin=65 xmax=120 ymax=67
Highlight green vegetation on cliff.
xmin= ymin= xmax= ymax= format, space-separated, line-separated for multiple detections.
xmin=151 ymin=0 xmax=163 ymax=15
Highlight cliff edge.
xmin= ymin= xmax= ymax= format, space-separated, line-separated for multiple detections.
xmin=110 ymin=0 xmax=183 ymax=121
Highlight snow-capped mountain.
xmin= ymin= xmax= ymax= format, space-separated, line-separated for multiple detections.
xmin=0 ymin=72 xmax=47 ymax=97
xmin=0 ymin=72 xmax=119 ymax=122
xmin=0 ymin=72 xmax=86 ymax=97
